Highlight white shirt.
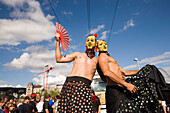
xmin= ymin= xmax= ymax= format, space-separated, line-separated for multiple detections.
xmin=36 ymin=101 xmax=44 ymax=112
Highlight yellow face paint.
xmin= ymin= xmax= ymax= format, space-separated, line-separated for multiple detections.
xmin=86 ymin=35 xmax=96 ymax=49
xmin=98 ymin=40 xmax=107 ymax=52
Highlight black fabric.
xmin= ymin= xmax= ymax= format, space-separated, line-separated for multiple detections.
xmin=93 ymin=96 xmax=101 ymax=113
xmin=147 ymin=65 xmax=167 ymax=100
xmin=43 ymin=101 xmax=52 ymax=113
xmin=161 ymin=83 xmax=170 ymax=104
xmin=106 ymin=65 xmax=163 ymax=113
xmin=18 ymin=103 xmax=32 ymax=113
xmin=57 ymin=76 xmax=94 ymax=113
xmin=99 ymin=51 xmax=110 ymax=56
xmin=66 ymin=76 xmax=92 ymax=86
xmin=10 ymin=108 xmax=19 ymax=113
xmin=106 ymin=86 xmax=124 ymax=113
xmin=29 ymin=101 xmax=37 ymax=113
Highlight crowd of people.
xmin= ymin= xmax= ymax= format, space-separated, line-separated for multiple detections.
xmin=0 ymin=94 xmax=61 ymax=113
xmin=0 ymin=92 xmax=101 ymax=113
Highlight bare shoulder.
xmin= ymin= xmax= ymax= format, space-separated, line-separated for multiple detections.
xmin=108 ymin=55 xmax=117 ymax=64
xmin=71 ymin=52 xmax=81 ymax=56
xmin=99 ymin=53 xmax=108 ymax=60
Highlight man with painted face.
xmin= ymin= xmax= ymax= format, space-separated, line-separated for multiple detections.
xmin=55 ymin=33 xmax=98 ymax=113
xmin=97 ymin=40 xmax=163 ymax=113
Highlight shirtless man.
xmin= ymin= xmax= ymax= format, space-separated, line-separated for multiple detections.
xmin=55 ymin=32 xmax=98 ymax=113
xmin=97 ymin=40 xmax=139 ymax=113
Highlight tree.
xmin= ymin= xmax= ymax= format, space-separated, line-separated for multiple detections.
xmin=49 ymin=88 xmax=60 ymax=98
xmin=35 ymin=87 xmax=60 ymax=98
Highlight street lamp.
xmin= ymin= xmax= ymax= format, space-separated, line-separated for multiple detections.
xmin=134 ymin=58 xmax=140 ymax=70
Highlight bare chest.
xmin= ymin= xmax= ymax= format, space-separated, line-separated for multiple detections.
xmin=75 ymin=54 xmax=97 ymax=66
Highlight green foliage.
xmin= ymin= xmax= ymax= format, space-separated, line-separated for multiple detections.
xmin=0 ymin=93 xmax=6 ymax=98
xmin=35 ymin=87 xmax=60 ymax=98
xmin=49 ymin=88 xmax=60 ymax=98
xmin=36 ymin=90 xmax=43 ymax=96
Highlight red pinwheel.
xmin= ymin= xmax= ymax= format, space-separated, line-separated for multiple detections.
xmin=56 ymin=22 xmax=69 ymax=51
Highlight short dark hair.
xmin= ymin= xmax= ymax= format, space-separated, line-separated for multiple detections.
xmin=45 ymin=94 xmax=51 ymax=99
xmin=24 ymin=96 xmax=30 ymax=100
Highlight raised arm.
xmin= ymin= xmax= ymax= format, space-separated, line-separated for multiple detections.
xmin=98 ymin=54 xmax=137 ymax=93
xmin=55 ymin=33 xmax=77 ymax=63
xmin=120 ymin=67 xmax=139 ymax=76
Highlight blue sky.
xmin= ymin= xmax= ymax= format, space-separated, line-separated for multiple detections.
xmin=0 ymin=0 xmax=170 ymax=88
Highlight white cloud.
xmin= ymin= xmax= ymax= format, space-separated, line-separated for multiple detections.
xmin=90 ymin=25 xmax=105 ymax=34
xmin=159 ymin=67 xmax=170 ymax=83
xmin=0 ymin=0 xmax=55 ymax=45
xmin=4 ymin=45 xmax=73 ymax=85
xmin=62 ymin=11 xmax=73 ymax=16
xmin=124 ymin=64 xmax=138 ymax=70
xmin=124 ymin=52 xmax=170 ymax=83
xmin=133 ymin=12 xmax=140 ymax=16
xmin=124 ymin=51 xmax=170 ymax=70
xmin=0 ymin=80 xmax=8 ymax=84
xmin=23 ymin=45 xmax=48 ymax=53
xmin=33 ymin=73 xmax=67 ymax=85
xmin=0 ymin=84 xmax=24 ymax=88
xmin=140 ymin=52 xmax=170 ymax=64
xmin=0 ymin=0 xmax=24 ymax=7
xmin=69 ymin=45 xmax=78 ymax=50
xmin=113 ymin=18 xmax=135 ymax=34
xmin=144 ymin=0 xmax=151 ymax=3
xmin=99 ymin=31 xmax=109 ymax=40
xmin=123 ymin=19 xmax=135 ymax=30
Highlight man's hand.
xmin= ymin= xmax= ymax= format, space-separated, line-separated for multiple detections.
xmin=125 ymin=83 xmax=138 ymax=93
xmin=54 ymin=33 xmax=60 ymax=41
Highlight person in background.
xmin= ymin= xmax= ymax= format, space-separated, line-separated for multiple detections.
xmin=52 ymin=96 xmax=60 ymax=113
xmin=159 ymin=100 xmax=167 ymax=113
xmin=92 ymin=90 xmax=101 ymax=113
xmin=29 ymin=96 xmax=37 ymax=113
xmin=36 ymin=94 xmax=40 ymax=103
xmin=36 ymin=95 xmax=44 ymax=113
xmin=43 ymin=95 xmax=52 ymax=113
xmin=48 ymin=96 xmax=54 ymax=107
xmin=0 ymin=98 xmax=5 ymax=113
xmin=19 ymin=96 xmax=32 ymax=113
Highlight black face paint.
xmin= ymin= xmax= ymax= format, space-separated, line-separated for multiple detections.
xmin=86 ymin=49 xmax=95 ymax=59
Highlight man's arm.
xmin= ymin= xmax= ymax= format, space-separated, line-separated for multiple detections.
xmin=120 ymin=67 xmax=139 ymax=76
xmin=98 ymin=54 xmax=137 ymax=93
xmin=55 ymin=33 xmax=77 ymax=63
xmin=45 ymin=109 xmax=49 ymax=113
xmin=98 ymin=105 xmax=101 ymax=113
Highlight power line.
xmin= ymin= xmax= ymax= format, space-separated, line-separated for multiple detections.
xmin=107 ymin=0 xmax=119 ymax=46
xmin=87 ymin=0 xmax=91 ymax=34
xmin=47 ymin=0 xmax=74 ymax=53
xmin=47 ymin=0 xmax=60 ymax=24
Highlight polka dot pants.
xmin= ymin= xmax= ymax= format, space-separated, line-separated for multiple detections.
xmin=57 ymin=77 xmax=95 ymax=113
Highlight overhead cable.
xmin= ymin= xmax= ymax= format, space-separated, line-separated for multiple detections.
xmin=107 ymin=0 xmax=119 ymax=46
xmin=87 ymin=0 xmax=91 ymax=34
xmin=47 ymin=0 xmax=60 ymax=24
xmin=47 ymin=0 xmax=74 ymax=53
